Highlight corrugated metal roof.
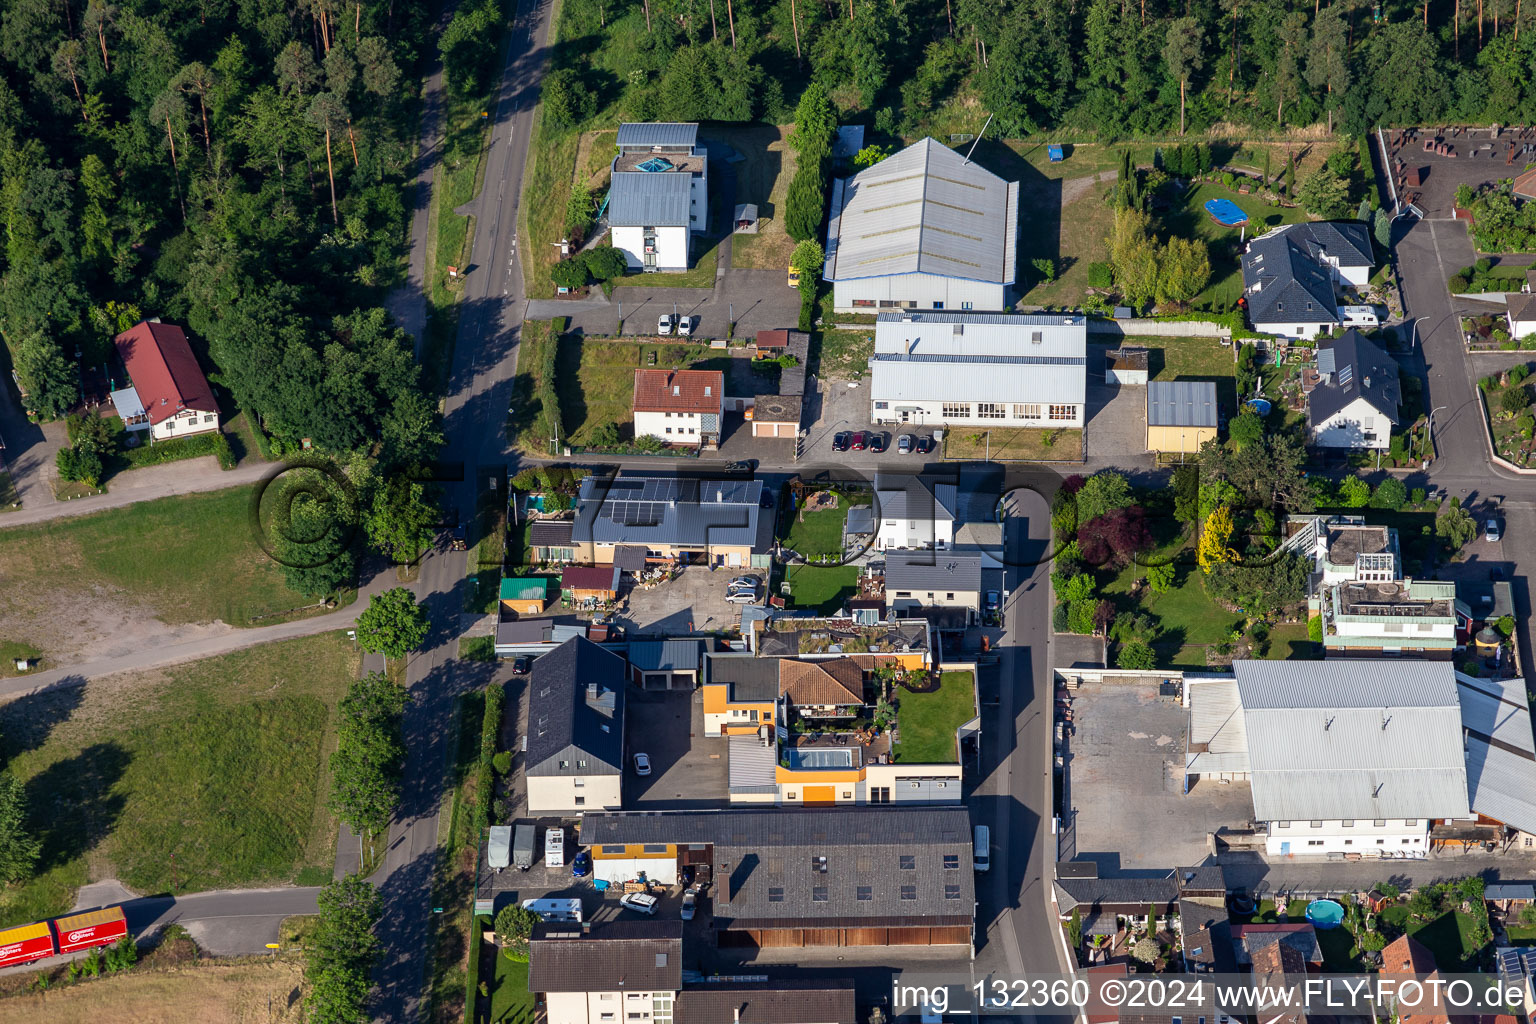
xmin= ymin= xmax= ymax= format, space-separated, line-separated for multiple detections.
xmin=1185 ymin=678 xmax=1251 ymax=775
xmin=1233 ymin=660 xmax=1469 ymax=821
xmin=1148 ymin=380 xmax=1218 ymax=428
xmin=617 ymin=122 xmax=699 ymax=148
xmin=826 ymin=138 xmax=1018 ymax=285
xmin=869 ymin=314 xmax=1086 ymax=406
xmin=1460 ymin=673 xmax=1536 ymax=834
xmin=500 ymin=577 xmax=550 ymax=601
xmin=608 ymin=171 xmax=691 ymax=228
xmin=884 ymin=552 xmax=982 ymax=593
xmin=729 ymin=734 xmax=777 ymax=788
xmin=628 ymin=639 xmax=704 ymax=673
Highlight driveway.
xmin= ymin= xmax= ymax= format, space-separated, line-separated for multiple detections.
xmin=625 ymin=689 xmax=729 ymax=809
xmin=614 ymin=564 xmax=758 ymax=636
xmin=1083 ymin=369 xmax=1151 ymax=469
xmin=0 ymin=380 xmax=65 ymax=511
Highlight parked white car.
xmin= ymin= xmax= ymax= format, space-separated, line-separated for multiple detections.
xmin=680 ymin=888 xmax=698 ymax=921
xmin=657 ymin=314 xmax=676 ymax=335
xmin=677 ymin=315 xmax=695 ymax=337
xmin=620 ymin=893 xmax=659 ymax=916
xmin=633 ymin=752 xmax=652 ymax=776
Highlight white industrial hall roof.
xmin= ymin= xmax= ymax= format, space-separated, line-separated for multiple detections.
xmin=868 ymin=312 xmax=1086 ymax=406
xmin=824 ymin=137 xmax=1019 ymax=285
xmin=1231 ymin=660 xmax=1471 ymax=822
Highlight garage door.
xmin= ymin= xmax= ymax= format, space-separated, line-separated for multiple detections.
xmin=643 ymin=672 xmax=671 ymax=690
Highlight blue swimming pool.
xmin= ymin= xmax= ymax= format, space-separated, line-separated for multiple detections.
xmin=1246 ymin=398 xmax=1272 ymax=416
xmin=1306 ymin=899 xmax=1345 ymax=930
xmin=1204 ymin=197 xmax=1250 ymax=227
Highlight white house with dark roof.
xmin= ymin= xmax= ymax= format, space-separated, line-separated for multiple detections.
xmin=867 ymin=312 xmax=1086 ymax=428
xmin=824 ymin=138 xmax=1020 ymax=313
xmin=1307 ymin=329 xmax=1400 ymax=450
xmin=524 ymin=637 xmax=627 ymax=813
xmin=530 ymin=920 xmax=683 ymax=1024
xmin=873 ymin=471 xmax=958 ymax=551
xmin=1242 ymin=222 xmax=1374 ymax=338
xmin=609 ymin=123 xmax=708 ymax=272
xmin=884 ymin=552 xmax=983 ymax=620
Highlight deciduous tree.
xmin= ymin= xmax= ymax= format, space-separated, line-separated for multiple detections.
xmin=356 ymin=586 xmax=429 ymax=659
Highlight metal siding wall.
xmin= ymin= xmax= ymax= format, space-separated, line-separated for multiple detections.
xmin=892 ymin=778 xmax=962 ymax=802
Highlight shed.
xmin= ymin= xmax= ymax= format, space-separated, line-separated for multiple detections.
xmin=1047 ymin=144 xmax=1065 ymax=163
xmin=562 ymin=564 xmax=621 ymax=602
xmin=1146 ymin=380 xmax=1218 ymax=454
xmin=500 ymin=576 xmax=551 ymax=615
xmin=1105 ymin=347 xmax=1148 ymax=386
xmin=733 ymin=203 xmax=759 ymax=234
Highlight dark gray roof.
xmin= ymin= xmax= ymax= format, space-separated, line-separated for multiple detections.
xmin=528 ymin=920 xmax=683 ymax=992
xmin=580 ymin=807 xmax=975 ymax=929
xmin=629 ymin=639 xmax=704 ymax=673
xmin=1307 ymin=329 xmax=1401 ymax=426
xmin=530 ymin=520 xmax=574 ymax=547
xmin=704 ymin=653 xmax=781 ymax=701
xmin=1052 ymin=872 xmax=1180 ymax=913
xmin=1243 ymin=223 xmax=1362 ymax=325
xmin=574 ymin=473 xmax=767 ymax=550
xmin=526 ymin=637 xmax=626 ymax=776
xmin=609 ymin=172 xmax=692 ymax=228
xmin=617 ymin=122 xmax=699 ymax=149
xmin=613 ymin=544 xmax=648 ymax=572
xmin=884 ymin=552 xmax=982 ymax=594
xmin=874 ymin=472 xmax=957 ymax=522
xmin=1147 ymin=380 xmax=1217 ymax=428
xmin=677 ymin=981 xmax=857 ymax=1024
xmin=1179 ymin=899 xmax=1236 ymax=973
xmin=1486 ymin=882 xmax=1536 ymax=900
xmin=1234 ymin=923 xmax=1323 ymax=965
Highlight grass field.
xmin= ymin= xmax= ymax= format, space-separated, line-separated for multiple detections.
xmin=490 ymin=955 xmax=535 ymax=1022
xmin=1148 ymin=336 xmax=1238 ymax=380
xmin=896 ymin=671 xmax=975 ymax=763
xmin=0 ymin=640 xmax=42 ymax=678
xmin=508 ymin=320 xmax=559 ymax=455
xmin=521 ymin=114 xmax=582 ymax=300
xmin=944 ymin=427 xmax=1083 ymax=462
xmin=1380 ymin=905 xmax=1487 ymax=972
xmin=1103 ymin=542 xmax=1241 ymax=665
xmin=560 ymin=338 xmax=714 ymax=444
xmin=784 ymin=565 xmax=860 ymax=616
xmin=0 ymin=485 xmax=338 ymax=634
xmin=815 ymin=329 xmax=875 ymax=380
xmin=0 ymin=632 xmax=359 ymax=927
xmin=611 ymin=238 xmax=721 ymax=289
xmin=719 ymin=124 xmax=798 ymax=272
xmin=0 ymin=958 xmax=308 ymax=1021
xmin=1262 ymin=622 xmax=1318 ymax=660
xmin=782 ymin=506 xmax=848 ymax=559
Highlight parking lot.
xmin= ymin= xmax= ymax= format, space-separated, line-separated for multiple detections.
xmin=1064 ymin=680 xmax=1252 ymax=870
xmin=625 ymin=689 xmax=730 ymax=808
xmin=615 ymin=565 xmax=765 ymax=635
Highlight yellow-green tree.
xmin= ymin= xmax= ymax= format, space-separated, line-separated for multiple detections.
xmin=1197 ymin=506 xmax=1235 ymax=573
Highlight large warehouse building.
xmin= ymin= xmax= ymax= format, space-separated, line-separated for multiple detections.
xmin=867 ymin=312 xmax=1086 ymax=428
xmin=823 ymin=138 xmax=1020 ymax=313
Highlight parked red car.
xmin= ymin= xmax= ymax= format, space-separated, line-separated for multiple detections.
xmin=850 ymin=431 xmax=868 ymax=451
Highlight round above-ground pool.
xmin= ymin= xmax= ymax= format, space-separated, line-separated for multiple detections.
xmin=1246 ymin=398 xmax=1272 ymax=416
xmin=1306 ymin=899 xmax=1346 ymax=929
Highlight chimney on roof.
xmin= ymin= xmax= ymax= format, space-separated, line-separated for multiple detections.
xmin=1364 ymin=376 xmax=1372 ymax=389
xmin=734 ymin=1009 xmax=741 ymax=1024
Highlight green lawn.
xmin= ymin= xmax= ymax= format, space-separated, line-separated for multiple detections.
xmin=1261 ymin=622 xmax=1319 ymax=660
xmin=814 ymin=329 xmax=874 ymax=380
xmin=944 ymin=427 xmax=1082 ymax=462
xmin=1380 ymin=905 xmax=1487 ymax=971
xmin=895 ymin=671 xmax=975 ymax=764
xmin=0 ymin=632 xmax=359 ymax=927
xmin=560 ymin=337 xmax=714 ymax=445
xmin=1166 ymin=182 xmax=1313 ymax=309
xmin=1103 ymin=542 xmax=1241 ymax=667
xmin=785 ymin=565 xmax=860 ymax=616
xmin=782 ymin=506 xmax=848 ymax=559
xmin=0 ymin=485 xmax=343 ymax=630
xmin=490 ymin=954 xmax=536 ymax=1023
xmin=0 ymin=640 xmax=42 ymax=678
xmin=459 ymin=635 xmax=496 ymax=661
xmin=1505 ymin=920 xmax=1536 ymax=942
xmin=612 ymin=240 xmax=721 ymax=289
xmin=1148 ymin=336 xmax=1238 ymax=381
xmin=508 ymin=320 xmax=559 ymax=456
xmin=723 ymin=123 xmax=798 ymax=272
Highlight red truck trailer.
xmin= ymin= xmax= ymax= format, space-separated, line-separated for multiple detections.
xmin=0 ymin=921 xmax=56 ymax=968
xmin=52 ymin=907 xmax=129 ymax=954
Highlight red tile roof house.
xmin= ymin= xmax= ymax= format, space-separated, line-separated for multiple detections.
xmin=111 ymin=319 xmax=220 ymax=441
xmin=632 ymin=369 xmax=724 ymax=448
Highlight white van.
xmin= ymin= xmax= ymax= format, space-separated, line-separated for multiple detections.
xmin=973 ymin=825 xmax=990 ymax=872
xmin=545 ymin=825 xmax=566 ymax=867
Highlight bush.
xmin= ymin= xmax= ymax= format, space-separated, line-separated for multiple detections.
xmin=1117 ymin=639 xmax=1156 ymax=670
xmin=122 ymin=431 xmax=235 ymax=471
xmin=1448 ymin=275 xmax=1469 ymax=293
xmin=492 ymin=751 xmax=512 ymax=774
xmin=1051 ymin=602 xmax=1070 ymax=633
xmin=1500 ymin=385 xmax=1531 ymax=414
xmin=1147 ymin=561 xmax=1174 ymax=593
xmin=1032 ymin=256 xmax=1057 ymax=282
xmin=1476 ymin=258 xmax=1493 ymax=274
xmin=1370 ymin=477 xmax=1407 ymax=510
xmin=1308 ymin=616 xmax=1323 ymax=643
xmin=1411 ymin=487 xmax=1426 ymax=506
xmin=1086 ymin=262 xmax=1113 ymax=289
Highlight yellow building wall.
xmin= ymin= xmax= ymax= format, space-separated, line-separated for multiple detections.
xmin=702 ymin=684 xmax=775 ymax=736
xmin=588 ymin=843 xmax=678 ymax=859
xmin=1147 ymin=424 xmax=1217 ymax=453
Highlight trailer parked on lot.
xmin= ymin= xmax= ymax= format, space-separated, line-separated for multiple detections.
xmin=488 ymin=825 xmax=512 ymax=872
xmin=513 ymin=822 xmax=536 ymax=870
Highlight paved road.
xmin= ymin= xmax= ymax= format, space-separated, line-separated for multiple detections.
xmin=969 ymin=488 xmax=1073 ymax=1009
xmin=0 ymin=564 xmax=396 ymax=701
xmin=367 ymin=0 xmax=557 ymax=1019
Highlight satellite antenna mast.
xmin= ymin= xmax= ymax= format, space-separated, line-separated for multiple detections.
xmin=963 ymin=114 xmax=994 ymax=165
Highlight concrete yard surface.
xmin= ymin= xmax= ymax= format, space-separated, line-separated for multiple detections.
xmin=625 ymin=689 xmax=729 ymax=809
xmin=614 ymin=564 xmax=762 ymax=636
xmin=1065 ymin=680 xmax=1253 ymax=871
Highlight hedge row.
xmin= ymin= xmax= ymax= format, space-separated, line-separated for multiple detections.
xmin=122 ymin=430 xmax=235 ymax=471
